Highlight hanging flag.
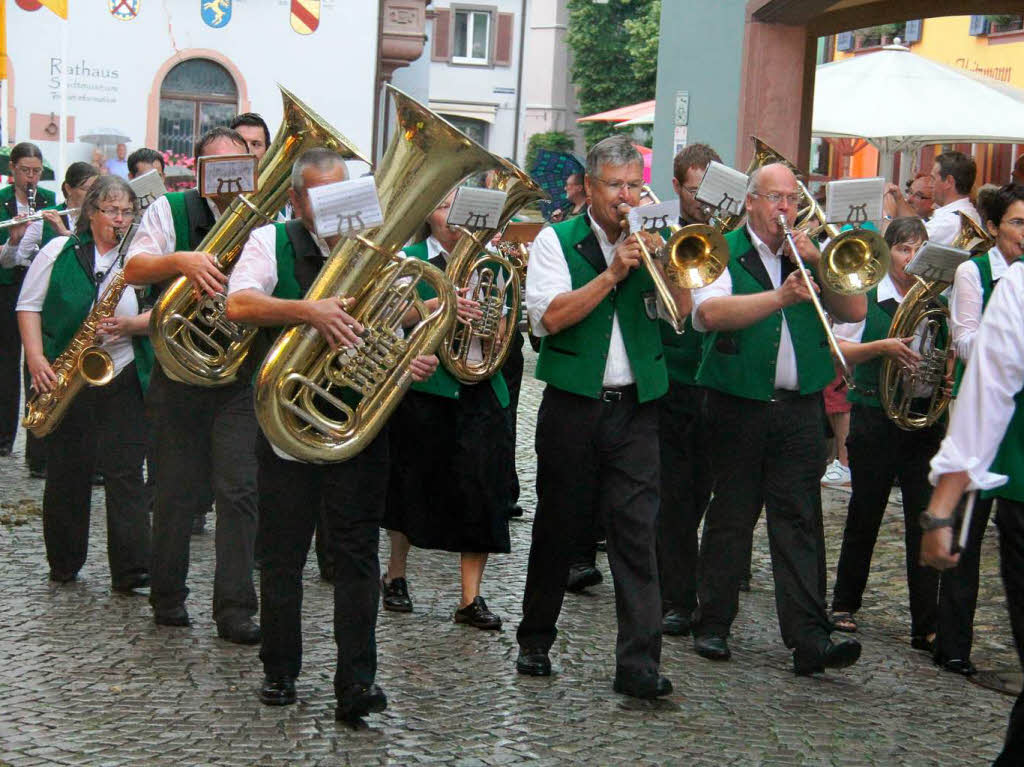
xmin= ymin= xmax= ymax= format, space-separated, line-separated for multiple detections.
xmin=290 ymin=0 xmax=320 ymax=35
xmin=39 ymin=0 xmax=67 ymax=17
xmin=0 ymin=1 xmax=5 ymax=81
xmin=14 ymin=1 xmax=43 ymax=11
xmin=201 ymin=0 xmax=231 ymax=29
xmin=109 ymin=0 xmax=141 ymax=21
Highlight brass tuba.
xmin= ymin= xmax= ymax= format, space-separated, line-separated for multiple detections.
xmin=149 ymin=86 xmax=368 ymax=386
xmin=952 ymin=210 xmax=995 ymax=253
xmin=439 ymin=160 xmax=547 ymax=383
xmin=254 ymin=86 xmax=507 ymax=463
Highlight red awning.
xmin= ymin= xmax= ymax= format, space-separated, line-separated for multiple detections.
xmin=577 ymin=100 xmax=656 ymax=124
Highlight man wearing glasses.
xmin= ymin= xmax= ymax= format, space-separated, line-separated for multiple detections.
xmin=689 ymin=162 xmax=866 ymax=675
xmin=516 ymin=135 xmax=690 ymax=699
xmin=0 ymin=142 xmax=55 ymax=457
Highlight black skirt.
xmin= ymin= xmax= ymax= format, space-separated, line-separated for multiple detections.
xmin=384 ymin=383 xmax=512 ymax=554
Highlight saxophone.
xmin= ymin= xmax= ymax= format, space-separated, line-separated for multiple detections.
xmin=23 ymin=224 xmax=138 ymax=438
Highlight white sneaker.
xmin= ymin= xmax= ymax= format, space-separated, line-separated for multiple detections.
xmin=821 ymin=459 xmax=852 ymax=487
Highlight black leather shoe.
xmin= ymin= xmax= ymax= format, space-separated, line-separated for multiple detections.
xmin=217 ymin=619 xmax=261 ymax=645
xmin=154 ymin=606 xmax=190 ymax=627
xmin=911 ymin=635 xmax=935 ymax=654
xmin=381 ymin=576 xmax=413 ymax=612
xmin=508 ymin=504 xmax=524 ymax=518
xmin=939 ymin=657 xmax=978 ymax=676
xmin=516 ymin=648 xmax=551 ymax=676
xmin=613 ymin=673 xmax=673 ymax=699
xmin=793 ymin=636 xmax=862 ymax=676
xmin=259 ymin=676 xmax=296 ymax=706
xmin=29 ymin=466 xmax=46 ymax=479
xmin=0 ymin=445 xmax=11 ymax=457
xmin=112 ymin=573 xmax=150 ymax=594
xmin=191 ymin=514 xmax=207 ymax=536
xmin=91 ymin=472 xmax=104 ymax=486
xmin=739 ymin=578 xmax=751 ymax=592
xmin=336 ymin=683 xmax=387 ymax=723
xmin=48 ymin=569 xmax=77 ymax=584
xmin=566 ymin=564 xmax=602 ymax=593
xmin=454 ymin=596 xmax=502 ymax=630
xmin=694 ymin=634 xmax=731 ymax=661
xmin=662 ymin=609 xmax=692 ymax=637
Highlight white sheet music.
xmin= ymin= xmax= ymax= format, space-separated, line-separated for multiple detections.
xmin=128 ymin=169 xmax=167 ymax=210
xmin=447 ymin=188 xmax=508 ymax=230
xmin=199 ymin=155 xmax=257 ymax=197
xmin=696 ymin=161 xmax=748 ymax=216
xmin=308 ymin=176 xmax=383 ymax=238
xmin=906 ymin=242 xmax=971 ymax=283
xmin=628 ymin=201 xmax=678 ymax=233
xmin=825 ymin=177 xmax=885 ymax=225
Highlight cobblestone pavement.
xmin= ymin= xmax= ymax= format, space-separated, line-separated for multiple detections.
xmin=0 ymin=347 xmax=1018 ymax=765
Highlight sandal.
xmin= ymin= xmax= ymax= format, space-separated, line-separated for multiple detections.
xmin=832 ymin=611 xmax=858 ymax=633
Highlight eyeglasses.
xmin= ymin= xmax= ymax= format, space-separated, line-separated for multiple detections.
xmin=682 ymin=186 xmax=701 ymax=197
xmin=98 ymin=207 xmax=135 ymax=219
xmin=751 ymin=191 xmax=803 ymax=206
xmin=910 ymin=191 xmax=932 ymax=201
xmin=13 ymin=165 xmax=43 ymax=176
xmin=595 ymin=177 xmax=644 ymax=194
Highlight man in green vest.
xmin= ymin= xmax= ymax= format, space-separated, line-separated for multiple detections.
xmin=226 ymin=147 xmax=437 ymax=723
xmin=690 ymin=162 xmax=865 ymax=675
xmin=515 ymin=136 xmax=690 ymax=699
xmin=124 ymin=127 xmax=262 ymax=644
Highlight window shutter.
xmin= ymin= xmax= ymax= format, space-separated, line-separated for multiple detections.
xmin=493 ymin=12 xmax=514 ymax=67
xmin=968 ymin=15 xmax=988 ymax=36
xmin=836 ymin=31 xmax=853 ymax=52
xmin=432 ymin=9 xmax=452 ymax=61
xmin=903 ymin=19 xmax=922 ymax=43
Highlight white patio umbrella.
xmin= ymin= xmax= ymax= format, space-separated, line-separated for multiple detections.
xmin=813 ymin=45 xmax=1024 ymax=184
xmin=79 ymin=127 xmax=131 ymax=145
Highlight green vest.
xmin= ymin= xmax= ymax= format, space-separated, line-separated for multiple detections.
xmin=696 ymin=227 xmax=835 ymax=400
xmin=533 ymin=215 xmax=667 ymax=402
xmin=402 ymin=239 xmax=509 ymax=407
xmin=661 ymin=317 xmax=702 ymax=386
xmin=953 ymin=253 xmax=995 ymax=397
xmin=164 ymin=190 xmax=208 ymax=251
xmin=847 ymin=288 xmax=898 ymax=409
xmin=0 ymin=184 xmax=57 ymax=285
xmin=39 ymin=234 xmax=154 ymax=392
xmin=985 ymin=389 xmax=1024 ymax=502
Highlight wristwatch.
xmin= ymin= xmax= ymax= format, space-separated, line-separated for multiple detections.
xmin=919 ymin=512 xmax=956 ymax=531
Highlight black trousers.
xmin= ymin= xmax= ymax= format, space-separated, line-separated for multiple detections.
xmin=42 ymin=363 xmax=150 ymax=581
xmin=23 ymin=363 xmax=46 ymax=471
xmin=517 ymin=385 xmax=662 ymax=679
xmin=257 ymin=430 xmax=388 ymax=698
xmin=656 ymin=382 xmax=712 ymax=614
xmin=695 ymin=389 xmax=831 ymax=654
xmin=994 ymin=499 xmax=1024 ymax=766
xmin=935 ymin=495 xmax=994 ymax=663
xmin=0 ymin=278 xmax=23 ymax=448
xmin=501 ymin=331 xmax=525 ymax=509
xmin=831 ymin=405 xmax=941 ymax=638
xmin=147 ymin=366 xmax=258 ymax=624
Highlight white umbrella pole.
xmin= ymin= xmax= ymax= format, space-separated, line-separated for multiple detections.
xmin=58 ymin=18 xmax=69 ymax=186
xmin=1 ymin=79 xmax=7 ymax=147
xmin=899 ymin=150 xmax=914 ymax=189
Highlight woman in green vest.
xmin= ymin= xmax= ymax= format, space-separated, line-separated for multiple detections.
xmin=829 ymin=217 xmax=943 ymax=652
xmin=15 ymin=176 xmax=152 ymax=591
xmin=934 ymin=183 xmax=1024 ymax=675
xmin=382 ymin=191 xmax=513 ymax=630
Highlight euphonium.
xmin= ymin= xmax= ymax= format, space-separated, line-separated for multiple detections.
xmin=951 ymin=211 xmax=995 ymax=253
xmin=439 ymin=160 xmax=547 ymax=383
xmin=255 ymin=85 xmax=507 ymax=463
xmin=149 ymin=85 xmax=368 ymax=386
xmin=23 ymin=224 xmax=138 ymax=437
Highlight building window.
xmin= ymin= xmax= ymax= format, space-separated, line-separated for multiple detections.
xmin=453 ymin=10 xmax=491 ymax=65
xmin=158 ymin=59 xmax=239 ymax=156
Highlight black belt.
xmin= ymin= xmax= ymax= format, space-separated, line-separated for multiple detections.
xmin=601 ymin=384 xmax=637 ymax=403
xmin=769 ymin=388 xmax=814 ymax=403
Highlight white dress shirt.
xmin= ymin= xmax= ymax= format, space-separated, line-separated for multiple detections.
xmin=228 ymin=222 xmax=331 ymax=297
xmin=17 ymin=235 xmax=139 ymax=377
xmin=125 ymin=194 xmax=221 ymax=283
xmin=691 ymin=224 xmax=799 ymax=390
xmin=925 ymin=197 xmax=980 ymax=246
xmin=0 ymin=198 xmax=45 ymax=269
xmin=929 ymin=262 xmax=1024 ymax=492
xmin=525 ymin=209 xmax=635 ymax=387
xmin=950 ymin=247 xmax=1010 ymax=363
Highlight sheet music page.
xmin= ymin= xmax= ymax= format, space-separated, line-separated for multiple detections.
xmin=128 ymin=170 xmax=167 ymax=210
xmin=447 ymin=188 xmax=508 ymax=230
xmin=905 ymin=242 xmax=971 ymax=283
xmin=695 ymin=161 xmax=748 ymax=216
xmin=825 ymin=177 xmax=885 ymax=225
xmin=199 ymin=155 xmax=257 ymax=197
xmin=628 ymin=201 xmax=678 ymax=233
xmin=308 ymin=176 xmax=384 ymax=238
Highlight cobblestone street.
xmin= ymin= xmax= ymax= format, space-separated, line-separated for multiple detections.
xmin=0 ymin=348 xmax=1018 ymax=765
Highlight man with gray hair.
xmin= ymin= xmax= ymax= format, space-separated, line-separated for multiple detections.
xmin=516 ymin=135 xmax=690 ymax=698
xmin=690 ymin=161 xmax=865 ymax=674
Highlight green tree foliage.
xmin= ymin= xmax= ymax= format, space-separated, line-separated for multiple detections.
xmin=567 ymin=0 xmax=660 ymax=147
xmin=526 ymin=131 xmax=576 ymax=172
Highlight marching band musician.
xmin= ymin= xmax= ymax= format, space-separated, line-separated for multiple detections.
xmin=0 ymin=142 xmax=56 ymax=459
xmin=230 ymin=113 xmax=272 ymax=164
xmin=382 ymin=189 xmax=513 ymax=630
xmin=827 ymin=217 xmax=942 ymax=654
xmin=934 ymin=183 xmax=1024 ymax=676
xmin=921 ymin=259 xmax=1024 ymax=766
xmin=16 ymin=176 xmax=152 ymax=590
xmin=127 ymin=149 xmax=166 ymax=182
xmin=690 ymin=162 xmax=864 ymax=674
xmin=516 ymin=136 xmax=690 ymax=698
xmin=225 ymin=147 xmax=438 ymax=723
xmin=124 ymin=127 xmax=261 ymax=643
